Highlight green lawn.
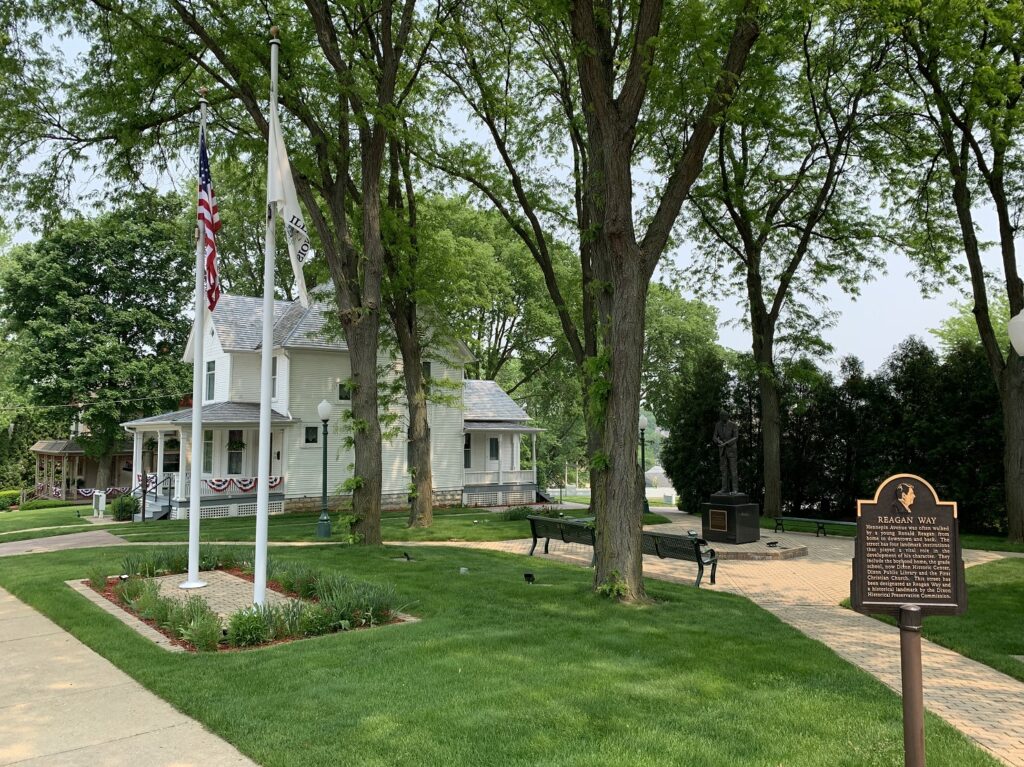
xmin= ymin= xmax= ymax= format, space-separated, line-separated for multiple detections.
xmin=0 ymin=504 xmax=97 ymax=535
xmin=561 ymin=494 xmax=677 ymax=508
xmin=113 ymin=508 xmax=671 ymax=544
xmin=0 ymin=544 xmax=998 ymax=767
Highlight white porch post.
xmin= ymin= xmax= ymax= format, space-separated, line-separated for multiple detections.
xmin=131 ymin=431 xmax=143 ymax=493
xmin=156 ymin=430 xmax=166 ymax=495
xmin=35 ymin=455 xmax=40 ymax=489
xmin=532 ymin=433 xmax=537 ymax=485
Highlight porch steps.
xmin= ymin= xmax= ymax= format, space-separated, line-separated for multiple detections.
xmin=134 ymin=500 xmax=172 ymax=522
xmin=536 ymin=489 xmax=556 ymax=504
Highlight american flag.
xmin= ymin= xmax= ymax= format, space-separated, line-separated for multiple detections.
xmin=198 ymin=127 xmax=222 ymax=311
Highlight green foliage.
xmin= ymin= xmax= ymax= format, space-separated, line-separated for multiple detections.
xmin=226 ymin=607 xmax=271 ymax=647
xmin=180 ymin=612 xmax=223 ymax=653
xmin=662 ymin=340 xmax=1007 ymax=533
xmin=341 ymin=476 xmax=365 ymax=493
xmin=113 ymin=576 xmax=145 ymax=605
xmin=496 ymin=506 xmax=533 ymax=521
xmin=299 ymin=604 xmax=336 ymax=637
xmin=19 ymin=499 xmax=83 ymax=510
xmin=0 ymin=193 xmax=193 ymax=475
xmin=109 ymin=494 xmax=138 ymax=522
xmin=87 ymin=565 xmax=109 ymax=591
xmin=595 ymin=571 xmax=629 ymax=600
xmin=589 ymin=452 xmax=610 ymax=472
xmin=0 ymin=490 xmax=18 ymax=510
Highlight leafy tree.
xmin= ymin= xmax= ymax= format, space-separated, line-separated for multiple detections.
xmin=432 ymin=0 xmax=760 ymax=599
xmin=2 ymin=0 xmax=439 ymax=544
xmin=0 ymin=192 xmax=193 ymax=489
xmin=684 ymin=2 xmax=889 ymax=518
xmin=875 ymin=0 xmax=1024 ymax=541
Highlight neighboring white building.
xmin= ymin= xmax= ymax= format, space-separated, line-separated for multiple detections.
xmin=119 ymin=293 xmax=541 ymax=519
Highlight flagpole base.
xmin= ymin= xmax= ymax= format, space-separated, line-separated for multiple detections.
xmin=178 ymin=580 xmax=207 ymax=590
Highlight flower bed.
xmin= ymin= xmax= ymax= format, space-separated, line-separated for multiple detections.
xmin=85 ymin=546 xmax=407 ymax=652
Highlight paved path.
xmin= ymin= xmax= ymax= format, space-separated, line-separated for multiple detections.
xmin=409 ymin=528 xmax=1024 ymax=767
xmin=0 ymin=531 xmax=129 ymax=558
xmin=0 ymin=586 xmax=256 ymax=767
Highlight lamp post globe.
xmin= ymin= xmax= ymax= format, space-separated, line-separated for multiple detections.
xmin=1009 ymin=311 xmax=1024 ymax=356
xmin=638 ymin=415 xmax=649 ymax=517
xmin=316 ymin=399 xmax=333 ymax=538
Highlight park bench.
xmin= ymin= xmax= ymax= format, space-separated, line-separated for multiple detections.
xmin=772 ymin=516 xmax=857 ymax=537
xmin=527 ymin=515 xmax=718 ymax=587
xmin=527 ymin=515 xmax=597 ymax=566
xmin=641 ymin=530 xmax=718 ymax=588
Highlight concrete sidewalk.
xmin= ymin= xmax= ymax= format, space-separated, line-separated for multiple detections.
xmin=0 ymin=531 xmax=128 ymax=558
xmin=411 ymin=530 xmax=1024 ymax=767
xmin=0 ymin=586 xmax=256 ymax=767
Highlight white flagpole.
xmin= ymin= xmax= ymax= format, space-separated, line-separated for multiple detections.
xmin=253 ymin=32 xmax=280 ymax=605
xmin=181 ymin=90 xmax=209 ymax=590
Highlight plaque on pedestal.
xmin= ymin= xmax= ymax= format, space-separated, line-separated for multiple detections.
xmin=701 ymin=493 xmax=761 ymax=544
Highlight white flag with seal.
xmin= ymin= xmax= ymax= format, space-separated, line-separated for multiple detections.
xmin=267 ymin=108 xmax=312 ymax=306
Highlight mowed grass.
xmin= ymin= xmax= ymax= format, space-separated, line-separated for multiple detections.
xmin=0 ymin=504 xmax=96 ymax=535
xmin=113 ymin=508 xmax=671 ymax=544
xmin=0 ymin=545 xmax=998 ymax=767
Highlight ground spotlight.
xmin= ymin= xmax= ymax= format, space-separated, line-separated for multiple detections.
xmin=524 ymin=572 xmax=535 ymax=584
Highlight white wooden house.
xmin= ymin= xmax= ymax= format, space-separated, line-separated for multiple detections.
xmin=116 ymin=293 xmax=541 ymax=519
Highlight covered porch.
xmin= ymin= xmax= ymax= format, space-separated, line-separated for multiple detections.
xmin=29 ymin=440 xmax=133 ymax=502
xmin=462 ymin=421 xmax=543 ymax=507
xmin=123 ymin=402 xmax=292 ymax=520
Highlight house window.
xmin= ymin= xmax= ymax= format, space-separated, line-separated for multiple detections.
xmin=202 ymin=430 xmax=213 ymax=474
xmin=489 ymin=437 xmax=500 ymax=461
xmin=227 ymin=429 xmax=244 ymax=475
xmin=464 ymin=434 xmax=472 ymax=469
xmin=271 ymin=357 xmax=278 ymax=399
xmin=407 ymin=440 xmax=413 ymax=469
xmin=304 ymin=426 xmax=319 ymax=445
xmin=205 ymin=361 xmax=216 ymax=400
xmin=423 ymin=361 xmax=431 ymax=381
xmin=338 ymin=382 xmax=352 ymax=401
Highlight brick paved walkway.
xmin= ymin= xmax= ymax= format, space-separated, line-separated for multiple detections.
xmin=407 ymin=525 xmax=1024 ymax=766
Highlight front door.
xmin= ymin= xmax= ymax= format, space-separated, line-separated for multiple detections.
xmin=271 ymin=430 xmax=283 ymax=477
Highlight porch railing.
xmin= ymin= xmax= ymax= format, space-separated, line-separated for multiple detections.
xmin=464 ymin=469 xmax=535 ymax=486
xmin=175 ymin=472 xmax=284 ymax=500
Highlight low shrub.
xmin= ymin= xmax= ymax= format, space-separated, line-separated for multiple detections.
xmin=110 ymin=494 xmax=139 ymax=521
xmin=299 ymin=604 xmax=337 ymax=637
xmin=277 ymin=563 xmax=318 ymax=598
xmin=0 ymin=490 xmax=20 ymax=510
xmin=496 ymin=506 xmax=533 ymax=521
xmin=87 ymin=565 xmax=110 ymax=591
xmin=166 ymin=595 xmax=219 ymax=637
xmin=312 ymin=571 xmax=351 ymax=602
xmin=277 ymin=600 xmax=308 ymax=638
xmin=114 ymin=576 xmax=146 ymax=604
xmin=180 ymin=612 xmax=223 ymax=652
xmin=131 ymin=582 xmax=169 ymax=622
xmin=19 ymin=499 xmax=83 ymax=510
xmin=227 ymin=606 xmax=271 ymax=647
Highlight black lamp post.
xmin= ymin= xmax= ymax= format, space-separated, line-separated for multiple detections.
xmin=316 ymin=398 xmax=333 ymax=539
xmin=639 ymin=415 xmax=650 ymax=517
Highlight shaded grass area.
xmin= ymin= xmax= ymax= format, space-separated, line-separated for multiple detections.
xmin=111 ymin=508 xmax=670 ymax=544
xmin=0 ymin=545 xmax=998 ymax=767
xmin=855 ymin=559 xmax=1024 ymax=684
xmin=0 ymin=505 xmax=97 ymax=535
xmin=561 ymin=494 xmax=677 ymax=508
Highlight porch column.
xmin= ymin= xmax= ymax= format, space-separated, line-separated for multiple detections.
xmin=131 ymin=430 xmax=143 ymax=493
xmin=532 ymin=433 xmax=537 ymax=485
xmin=156 ymin=430 xmax=166 ymax=494
xmin=181 ymin=429 xmax=192 ymax=502
xmin=34 ymin=455 xmax=40 ymax=489
xmin=61 ymin=455 xmax=67 ymax=498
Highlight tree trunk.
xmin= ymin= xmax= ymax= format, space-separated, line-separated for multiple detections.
xmin=592 ymin=256 xmax=649 ymax=600
xmin=391 ymin=302 xmax=433 ymax=528
xmin=346 ymin=316 xmax=384 ymax=545
xmin=95 ymin=455 xmax=110 ymax=493
xmin=756 ymin=359 xmax=782 ymax=517
xmin=1000 ymin=356 xmax=1024 ymax=543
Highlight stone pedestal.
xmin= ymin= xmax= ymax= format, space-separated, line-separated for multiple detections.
xmin=701 ymin=492 xmax=761 ymax=544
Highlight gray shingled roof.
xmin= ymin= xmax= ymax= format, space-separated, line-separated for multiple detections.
xmin=273 ymin=301 xmax=347 ymax=351
xmin=210 ymin=295 xmax=293 ymax=351
xmin=30 ymin=438 xmax=133 ymax=455
xmin=463 ymin=421 xmax=543 ymax=433
xmin=463 ymin=380 xmax=530 ymax=421
xmin=122 ymin=402 xmax=292 ymax=428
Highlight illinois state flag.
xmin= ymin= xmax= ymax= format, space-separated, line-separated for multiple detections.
xmin=198 ymin=127 xmax=222 ymax=311
xmin=267 ymin=108 xmax=311 ymax=306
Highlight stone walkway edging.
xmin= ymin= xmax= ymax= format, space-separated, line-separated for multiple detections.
xmin=64 ymin=578 xmax=186 ymax=653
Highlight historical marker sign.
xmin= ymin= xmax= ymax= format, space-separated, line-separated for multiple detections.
xmin=851 ymin=474 xmax=967 ymax=618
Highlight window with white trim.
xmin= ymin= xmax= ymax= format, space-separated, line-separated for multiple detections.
xmin=271 ymin=357 xmax=278 ymax=399
xmin=464 ymin=434 xmax=472 ymax=469
xmin=489 ymin=437 xmax=500 ymax=461
xmin=202 ymin=430 xmax=213 ymax=474
xmin=205 ymin=361 xmax=216 ymax=401
xmin=227 ymin=429 xmax=244 ymax=475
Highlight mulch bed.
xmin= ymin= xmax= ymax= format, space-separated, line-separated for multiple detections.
xmin=85 ymin=568 xmax=405 ymax=653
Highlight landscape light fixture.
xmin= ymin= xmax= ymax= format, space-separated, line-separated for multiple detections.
xmin=524 ymin=572 xmax=536 ymax=584
xmin=403 ymin=552 xmax=411 ymax=561
xmin=1010 ymin=311 xmax=1024 ymax=356
xmin=118 ymin=574 xmax=130 ymax=581
xmin=315 ymin=399 xmax=333 ymax=539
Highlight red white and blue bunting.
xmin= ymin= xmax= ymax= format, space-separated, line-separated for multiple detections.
xmin=268 ymin=476 xmax=283 ymax=490
xmin=78 ymin=488 xmax=96 ymax=498
xmin=201 ymin=476 xmax=283 ymax=493
xmin=205 ymin=478 xmax=233 ymax=493
xmin=234 ymin=477 xmax=258 ymax=493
